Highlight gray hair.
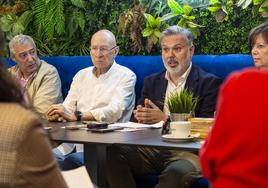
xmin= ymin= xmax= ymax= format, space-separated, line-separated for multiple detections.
xmin=160 ymin=25 xmax=193 ymax=45
xmin=9 ymin=34 xmax=36 ymax=57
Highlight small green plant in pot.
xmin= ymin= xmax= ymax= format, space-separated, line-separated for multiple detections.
xmin=166 ymin=88 xmax=198 ymax=121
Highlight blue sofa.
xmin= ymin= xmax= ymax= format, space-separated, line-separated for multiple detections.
xmin=5 ymin=55 xmax=253 ymax=188
xmin=5 ymin=55 xmax=254 ymax=102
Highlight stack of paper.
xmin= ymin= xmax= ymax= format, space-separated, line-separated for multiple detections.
xmin=110 ymin=121 xmax=164 ymax=130
xmin=61 ymin=166 xmax=94 ymax=188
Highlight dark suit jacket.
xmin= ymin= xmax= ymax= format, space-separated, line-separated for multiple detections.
xmin=138 ymin=65 xmax=222 ymax=117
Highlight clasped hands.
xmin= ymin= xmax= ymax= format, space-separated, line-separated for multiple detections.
xmin=46 ymin=104 xmax=76 ymax=122
xmin=134 ymin=98 xmax=168 ymax=124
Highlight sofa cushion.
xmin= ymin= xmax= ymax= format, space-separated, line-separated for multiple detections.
xmin=4 ymin=55 xmax=254 ymax=100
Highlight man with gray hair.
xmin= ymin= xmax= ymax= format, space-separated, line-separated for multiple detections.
xmin=107 ymin=25 xmax=222 ymax=188
xmin=8 ymin=35 xmax=62 ymax=116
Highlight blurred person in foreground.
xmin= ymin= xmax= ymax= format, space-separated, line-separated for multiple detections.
xmin=0 ymin=29 xmax=68 ymax=188
xmin=249 ymin=21 xmax=268 ymax=68
xmin=200 ymin=22 xmax=268 ymax=188
xmin=107 ymin=25 xmax=222 ymax=188
xmin=200 ymin=68 xmax=268 ymax=188
xmin=8 ymin=34 xmax=62 ymax=117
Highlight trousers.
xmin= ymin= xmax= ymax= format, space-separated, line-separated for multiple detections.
xmin=107 ymin=145 xmax=201 ymax=188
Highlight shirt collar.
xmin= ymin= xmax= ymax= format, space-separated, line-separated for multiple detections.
xmin=165 ymin=62 xmax=192 ymax=86
xmin=92 ymin=60 xmax=116 ymax=78
xmin=17 ymin=59 xmax=40 ymax=88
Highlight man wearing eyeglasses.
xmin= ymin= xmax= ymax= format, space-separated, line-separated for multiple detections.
xmin=46 ymin=29 xmax=136 ymax=169
xmin=8 ymin=34 xmax=62 ymax=117
xmin=46 ymin=29 xmax=136 ymax=123
xmin=107 ymin=26 xmax=222 ymax=188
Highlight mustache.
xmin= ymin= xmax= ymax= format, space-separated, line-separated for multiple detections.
xmin=28 ymin=61 xmax=36 ymax=65
xmin=167 ymin=58 xmax=178 ymax=64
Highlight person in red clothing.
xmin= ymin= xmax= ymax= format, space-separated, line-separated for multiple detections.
xmin=200 ymin=68 xmax=268 ymax=188
xmin=200 ymin=22 xmax=268 ymax=188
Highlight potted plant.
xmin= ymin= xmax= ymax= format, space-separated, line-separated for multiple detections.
xmin=166 ymin=88 xmax=198 ymax=121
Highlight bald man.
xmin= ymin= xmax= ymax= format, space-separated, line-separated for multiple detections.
xmin=46 ymin=29 xmax=136 ymax=122
xmin=46 ymin=30 xmax=136 ymax=168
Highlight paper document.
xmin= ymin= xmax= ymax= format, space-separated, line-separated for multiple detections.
xmin=110 ymin=121 xmax=164 ymax=129
xmin=61 ymin=166 xmax=94 ymax=188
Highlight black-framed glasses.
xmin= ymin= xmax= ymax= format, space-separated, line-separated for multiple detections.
xmin=89 ymin=46 xmax=118 ymax=55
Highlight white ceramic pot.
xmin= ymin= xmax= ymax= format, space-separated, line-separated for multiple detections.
xmin=170 ymin=113 xmax=193 ymax=121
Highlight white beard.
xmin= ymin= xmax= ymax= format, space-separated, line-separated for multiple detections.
xmin=164 ymin=58 xmax=189 ymax=76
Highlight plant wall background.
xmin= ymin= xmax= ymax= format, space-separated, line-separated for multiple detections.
xmin=0 ymin=0 xmax=266 ymax=56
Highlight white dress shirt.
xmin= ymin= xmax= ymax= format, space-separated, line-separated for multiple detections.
xmin=63 ymin=61 xmax=136 ymax=122
xmin=57 ymin=61 xmax=136 ymax=155
xmin=163 ymin=63 xmax=192 ymax=115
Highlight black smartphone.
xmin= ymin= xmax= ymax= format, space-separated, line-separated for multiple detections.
xmin=89 ymin=126 xmax=123 ymax=133
xmin=86 ymin=122 xmax=109 ymax=129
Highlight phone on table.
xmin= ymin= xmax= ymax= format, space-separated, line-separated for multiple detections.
xmin=84 ymin=121 xmax=123 ymax=133
xmin=89 ymin=126 xmax=123 ymax=133
xmin=84 ymin=121 xmax=109 ymax=129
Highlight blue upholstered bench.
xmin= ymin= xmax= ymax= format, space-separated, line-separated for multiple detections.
xmin=5 ymin=55 xmax=254 ymax=188
xmin=5 ymin=54 xmax=254 ymax=102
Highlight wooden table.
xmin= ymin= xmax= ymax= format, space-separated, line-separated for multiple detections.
xmin=47 ymin=121 xmax=201 ymax=188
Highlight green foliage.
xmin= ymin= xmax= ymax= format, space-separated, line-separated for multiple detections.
xmin=166 ymin=89 xmax=198 ymax=113
xmin=194 ymin=7 xmax=266 ymax=54
xmin=138 ymin=0 xmax=203 ymax=53
xmin=168 ymin=0 xmax=184 ymax=14
xmin=70 ymin=0 xmax=86 ymax=9
xmin=0 ymin=13 xmax=24 ymax=40
xmin=142 ymin=13 xmax=162 ymax=52
xmin=33 ymin=0 xmax=65 ymax=41
xmin=0 ymin=0 xmax=267 ymax=56
xmin=118 ymin=4 xmax=144 ymax=53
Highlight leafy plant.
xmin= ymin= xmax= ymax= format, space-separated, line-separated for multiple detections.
xmin=194 ymin=7 xmax=265 ymax=54
xmin=33 ymin=0 xmax=65 ymax=41
xmin=118 ymin=3 xmax=144 ymax=53
xmin=140 ymin=0 xmax=203 ymax=52
xmin=0 ymin=0 xmax=266 ymax=56
xmin=166 ymin=89 xmax=198 ymax=114
xmin=208 ymin=0 xmax=268 ymax=21
xmin=142 ymin=13 xmax=162 ymax=52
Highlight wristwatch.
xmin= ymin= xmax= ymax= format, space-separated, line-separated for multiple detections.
xmin=74 ymin=111 xmax=82 ymax=121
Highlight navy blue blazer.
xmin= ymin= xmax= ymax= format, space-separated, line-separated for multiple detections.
xmin=137 ymin=65 xmax=222 ymax=117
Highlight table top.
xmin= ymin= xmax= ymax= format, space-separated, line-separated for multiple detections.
xmin=46 ymin=121 xmax=201 ymax=151
xmin=116 ymin=136 xmax=201 ymax=151
xmin=46 ymin=121 xmax=161 ymax=145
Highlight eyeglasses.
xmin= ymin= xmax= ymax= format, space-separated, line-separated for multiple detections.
xmin=90 ymin=46 xmax=118 ymax=55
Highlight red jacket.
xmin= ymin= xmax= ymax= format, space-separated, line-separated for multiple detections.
xmin=200 ymin=68 xmax=268 ymax=188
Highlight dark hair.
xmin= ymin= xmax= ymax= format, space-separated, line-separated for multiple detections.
xmin=0 ymin=28 xmax=24 ymax=103
xmin=248 ymin=22 xmax=268 ymax=50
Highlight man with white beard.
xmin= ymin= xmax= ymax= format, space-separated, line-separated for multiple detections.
xmin=107 ymin=25 xmax=222 ymax=188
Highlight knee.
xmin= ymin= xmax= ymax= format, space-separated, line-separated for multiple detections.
xmin=62 ymin=152 xmax=84 ymax=170
xmin=164 ymin=160 xmax=195 ymax=177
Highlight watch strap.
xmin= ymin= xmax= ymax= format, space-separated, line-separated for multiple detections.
xmin=75 ymin=111 xmax=82 ymax=121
